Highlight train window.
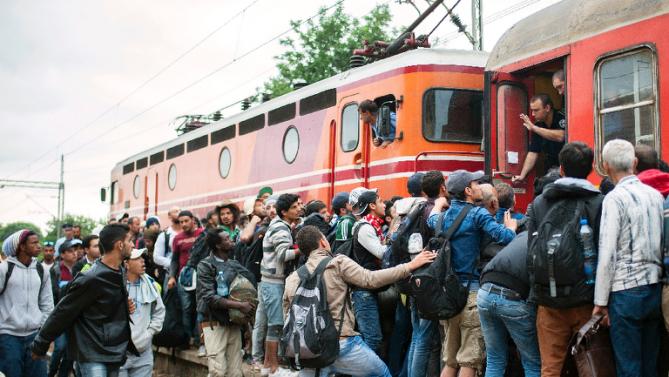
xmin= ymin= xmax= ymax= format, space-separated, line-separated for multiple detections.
xmin=168 ymin=164 xmax=177 ymax=190
xmin=211 ymin=126 xmax=235 ymax=145
xmin=110 ymin=181 xmax=117 ymax=204
xmin=283 ymin=126 xmax=299 ymax=163
xmin=300 ymin=89 xmax=337 ymax=116
xmin=219 ymin=147 xmax=231 ymax=178
xmin=187 ymin=135 xmax=208 ymax=152
xmin=596 ymin=48 xmax=658 ymax=165
xmin=268 ymin=103 xmax=296 ymax=125
xmin=239 ymin=114 xmax=265 ymax=135
xmin=133 ymin=175 xmax=141 ymax=199
xmin=423 ymin=89 xmax=483 ymax=143
xmin=341 ymin=103 xmax=359 ymax=152
xmin=149 ymin=151 xmax=164 ymax=165
xmin=136 ymin=157 xmax=148 ymax=170
xmin=166 ymin=144 xmax=184 ymax=159
xmin=123 ymin=162 xmax=134 ymax=175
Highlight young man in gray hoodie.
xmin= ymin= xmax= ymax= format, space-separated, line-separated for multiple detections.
xmin=0 ymin=229 xmax=54 ymax=377
xmin=119 ymin=248 xmax=165 ymax=377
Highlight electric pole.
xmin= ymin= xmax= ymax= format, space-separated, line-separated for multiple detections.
xmin=472 ymin=0 xmax=483 ymax=50
xmin=0 ymin=154 xmax=65 ymax=238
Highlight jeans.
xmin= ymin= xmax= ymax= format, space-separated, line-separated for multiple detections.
xmin=406 ymin=301 xmax=438 ymax=377
xmin=387 ymin=301 xmax=411 ymax=377
xmin=608 ymin=283 xmax=662 ymax=377
xmin=258 ymin=281 xmax=285 ymax=340
xmin=0 ymin=332 xmax=47 ymax=377
xmin=252 ymin=291 xmax=268 ymax=362
xmin=177 ymin=283 xmax=198 ymax=345
xmin=118 ymin=347 xmax=154 ymax=377
xmin=477 ymin=286 xmax=540 ymax=377
xmin=351 ymin=290 xmax=383 ymax=354
xmin=48 ymin=334 xmax=74 ymax=377
xmin=298 ymin=336 xmax=391 ymax=377
xmin=77 ymin=362 xmax=120 ymax=377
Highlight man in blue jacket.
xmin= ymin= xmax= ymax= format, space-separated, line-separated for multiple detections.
xmin=427 ymin=170 xmax=517 ymax=377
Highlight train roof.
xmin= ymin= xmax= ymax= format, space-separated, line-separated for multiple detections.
xmin=486 ymin=0 xmax=669 ymax=71
xmin=114 ymin=48 xmax=488 ymax=169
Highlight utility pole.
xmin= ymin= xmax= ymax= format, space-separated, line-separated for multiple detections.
xmin=471 ymin=0 xmax=483 ymax=50
xmin=57 ymin=154 xmax=65 ymax=239
xmin=0 ymin=154 xmax=65 ymax=238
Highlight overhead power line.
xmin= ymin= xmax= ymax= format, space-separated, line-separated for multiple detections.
xmin=5 ymin=0 xmax=261 ymax=180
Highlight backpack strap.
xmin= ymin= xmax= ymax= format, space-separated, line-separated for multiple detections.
xmin=443 ymin=205 xmax=473 ymax=241
xmin=0 ymin=262 xmax=16 ymax=296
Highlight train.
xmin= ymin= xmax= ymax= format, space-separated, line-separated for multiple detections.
xmin=106 ymin=0 xmax=669 ymax=221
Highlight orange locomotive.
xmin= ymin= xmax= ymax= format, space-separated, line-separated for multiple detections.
xmin=108 ymin=48 xmax=488 ymax=221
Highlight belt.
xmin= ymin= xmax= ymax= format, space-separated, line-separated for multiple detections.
xmin=200 ymin=320 xmax=221 ymax=329
xmin=481 ymin=283 xmax=523 ymax=301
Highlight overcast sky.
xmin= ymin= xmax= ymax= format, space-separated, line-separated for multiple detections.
xmin=0 ymin=0 xmax=560 ymax=231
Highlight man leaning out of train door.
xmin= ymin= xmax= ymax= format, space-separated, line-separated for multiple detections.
xmin=359 ymin=99 xmax=396 ymax=148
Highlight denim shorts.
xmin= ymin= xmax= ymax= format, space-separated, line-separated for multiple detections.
xmin=259 ymin=281 xmax=285 ymax=328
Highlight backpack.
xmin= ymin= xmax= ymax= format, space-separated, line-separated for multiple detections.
xmin=279 ymin=257 xmax=347 ymax=370
xmin=209 ymin=257 xmax=258 ymax=326
xmin=333 ymin=223 xmax=370 ymax=261
xmin=528 ymin=199 xmax=591 ymax=308
xmin=0 ymin=261 xmax=44 ymax=295
xmin=233 ymin=234 xmax=265 ymax=284
xmin=152 ymin=286 xmax=189 ymax=349
xmin=410 ymin=205 xmax=473 ymax=320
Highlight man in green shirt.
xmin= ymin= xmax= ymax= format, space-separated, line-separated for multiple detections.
xmin=332 ymin=192 xmax=355 ymax=251
xmin=216 ymin=200 xmax=241 ymax=242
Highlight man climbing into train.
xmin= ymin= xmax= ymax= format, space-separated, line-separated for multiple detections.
xmin=512 ymin=94 xmax=566 ymax=183
xmin=359 ymin=99 xmax=396 ymax=148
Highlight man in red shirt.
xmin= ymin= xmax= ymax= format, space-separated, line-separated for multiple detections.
xmin=167 ymin=210 xmax=204 ymax=348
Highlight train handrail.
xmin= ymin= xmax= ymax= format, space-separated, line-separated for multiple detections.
xmin=414 ymin=150 xmax=484 ymax=172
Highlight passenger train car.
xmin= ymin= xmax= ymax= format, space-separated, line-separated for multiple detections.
xmin=108 ymin=49 xmax=488 ymax=220
xmin=486 ymin=0 xmax=669 ymax=210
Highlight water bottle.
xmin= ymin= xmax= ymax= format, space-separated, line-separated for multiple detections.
xmin=216 ymin=271 xmax=229 ymax=297
xmin=546 ymin=235 xmax=559 ymax=297
xmin=408 ymin=233 xmax=423 ymax=255
xmin=580 ymin=218 xmax=596 ymax=285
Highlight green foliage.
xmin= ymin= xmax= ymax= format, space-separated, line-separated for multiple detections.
xmin=0 ymin=222 xmax=43 ymax=242
xmin=263 ymin=3 xmax=393 ymax=98
xmin=45 ymin=213 xmax=102 ymax=242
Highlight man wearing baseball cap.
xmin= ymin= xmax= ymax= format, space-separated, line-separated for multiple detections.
xmin=349 ymin=188 xmax=386 ymax=354
xmin=427 ymin=170 xmax=517 ymax=376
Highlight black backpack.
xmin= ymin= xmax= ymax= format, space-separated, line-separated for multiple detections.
xmin=528 ymin=199 xmax=591 ymax=308
xmin=233 ymin=236 xmax=264 ymax=284
xmin=411 ymin=205 xmax=473 ymax=320
xmin=279 ymin=257 xmax=347 ymax=370
xmin=152 ymin=286 xmax=189 ymax=349
xmin=186 ymin=230 xmax=209 ymax=268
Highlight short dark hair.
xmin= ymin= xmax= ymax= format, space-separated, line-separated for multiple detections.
xmin=495 ymin=182 xmax=515 ymax=209
xmin=178 ymin=210 xmax=194 ymax=219
xmin=206 ymin=210 xmax=216 ymax=220
xmin=635 ymin=144 xmax=659 ymax=173
xmin=305 ymin=200 xmax=326 ymax=217
xmin=205 ymin=229 xmax=223 ymax=252
xmin=534 ymin=168 xmax=561 ymax=197
xmin=128 ymin=216 xmax=140 ymax=225
xmin=530 ymin=93 xmax=553 ymax=109
xmin=421 ymin=170 xmax=445 ymax=199
xmin=359 ymin=99 xmax=378 ymax=114
xmin=296 ymin=225 xmax=323 ymax=257
xmin=82 ymin=235 xmax=99 ymax=249
xmin=99 ymin=224 xmax=129 ymax=255
xmin=276 ymin=193 xmax=300 ymax=219
xmin=559 ymin=141 xmax=593 ymax=179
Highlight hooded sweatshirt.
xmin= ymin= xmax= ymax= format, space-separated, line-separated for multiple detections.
xmin=126 ymin=273 xmax=165 ymax=353
xmin=0 ymin=257 xmax=54 ymax=336
xmin=638 ymin=168 xmax=669 ymax=197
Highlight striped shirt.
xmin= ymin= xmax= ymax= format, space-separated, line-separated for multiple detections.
xmin=261 ymin=217 xmax=298 ymax=284
xmin=594 ymin=175 xmax=664 ymax=306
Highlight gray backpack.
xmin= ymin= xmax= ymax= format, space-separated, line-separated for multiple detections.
xmin=279 ymin=257 xmax=347 ymax=370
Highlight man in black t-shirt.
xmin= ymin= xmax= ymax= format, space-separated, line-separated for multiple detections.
xmin=512 ymin=94 xmax=566 ymax=183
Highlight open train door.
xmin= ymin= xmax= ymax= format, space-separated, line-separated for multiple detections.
xmin=489 ymin=72 xmax=533 ymax=211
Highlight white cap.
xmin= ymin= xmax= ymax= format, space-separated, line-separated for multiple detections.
xmin=243 ymin=197 xmax=257 ymax=216
xmin=129 ymin=248 xmax=146 ymax=259
xmin=349 ymin=187 xmax=377 ymax=207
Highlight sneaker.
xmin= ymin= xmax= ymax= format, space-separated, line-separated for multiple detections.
xmin=198 ymin=345 xmax=206 ymax=357
xmin=260 ymin=367 xmax=271 ymax=377
xmin=270 ymin=367 xmax=296 ymax=377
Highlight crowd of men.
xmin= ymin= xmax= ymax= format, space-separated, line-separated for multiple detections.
xmin=1 ymin=137 xmax=668 ymax=377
